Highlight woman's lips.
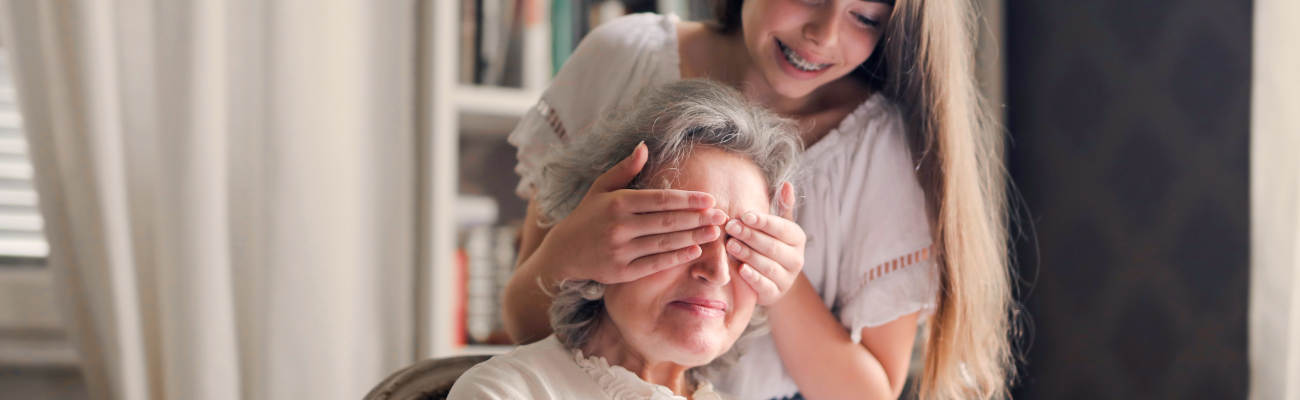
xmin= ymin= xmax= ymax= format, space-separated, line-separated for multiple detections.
xmin=670 ymin=297 xmax=727 ymax=318
xmin=773 ymin=38 xmax=832 ymax=80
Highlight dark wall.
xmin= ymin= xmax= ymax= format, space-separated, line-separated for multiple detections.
xmin=1005 ymin=1 xmax=1252 ymax=399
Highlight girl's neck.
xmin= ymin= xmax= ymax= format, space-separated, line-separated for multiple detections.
xmin=583 ymin=317 xmax=694 ymax=398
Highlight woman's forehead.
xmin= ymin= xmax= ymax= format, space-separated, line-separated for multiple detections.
xmin=660 ymin=148 xmax=770 ymax=214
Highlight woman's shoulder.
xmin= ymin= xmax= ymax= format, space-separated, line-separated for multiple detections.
xmin=545 ymin=12 xmax=680 ymax=113
xmin=549 ymin=12 xmax=678 ymax=89
xmin=558 ymin=13 xmax=678 ymax=80
xmin=593 ymin=13 xmax=676 ymax=43
xmin=469 ymin=336 xmax=570 ymax=373
xmin=529 ymin=15 xmax=678 ymax=139
xmin=511 ymin=13 xmax=681 ymax=198
xmin=552 ymin=13 xmax=678 ymax=89
xmin=578 ymin=13 xmax=677 ymax=53
xmin=449 ymin=337 xmax=600 ymax=399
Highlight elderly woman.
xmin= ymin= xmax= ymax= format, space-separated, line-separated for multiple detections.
xmin=448 ymin=80 xmax=801 ymax=400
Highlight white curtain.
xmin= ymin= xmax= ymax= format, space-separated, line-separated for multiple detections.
xmin=0 ymin=1 xmax=418 ymax=400
xmin=1250 ymin=0 xmax=1300 ymax=398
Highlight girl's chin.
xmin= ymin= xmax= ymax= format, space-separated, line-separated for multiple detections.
xmin=769 ymin=80 xmax=819 ymax=100
xmin=761 ymin=69 xmax=825 ymax=99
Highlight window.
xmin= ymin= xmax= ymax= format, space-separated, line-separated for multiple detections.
xmin=0 ymin=51 xmax=44 ymax=259
xmin=0 ymin=49 xmax=85 ymax=399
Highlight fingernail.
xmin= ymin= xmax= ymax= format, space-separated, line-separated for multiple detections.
xmin=687 ymin=245 xmax=701 ymax=259
xmin=741 ymin=265 xmax=755 ymax=279
xmin=726 ymin=220 xmax=741 ymax=235
xmin=742 ymin=212 xmax=758 ymax=225
xmin=708 ymin=210 xmax=726 ymax=225
xmin=727 ymin=239 xmax=741 ymax=253
xmin=625 ymin=141 xmax=644 ymax=162
xmin=704 ymin=226 xmax=719 ymax=240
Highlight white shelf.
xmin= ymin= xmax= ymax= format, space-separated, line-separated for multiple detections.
xmin=429 ymin=0 xmax=550 ymax=360
xmin=455 ymin=85 xmax=540 ymax=118
xmin=459 ymin=112 xmax=522 ymax=139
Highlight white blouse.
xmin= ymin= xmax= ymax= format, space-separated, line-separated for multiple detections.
xmin=447 ymin=335 xmax=728 ymax=400
xmin=508 ymin=13 xmax=939 ymax=400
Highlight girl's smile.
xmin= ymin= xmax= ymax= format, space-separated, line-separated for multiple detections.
xmin=776 ymin=38 xmax=832 ymax=72
xmin=741 ymin=0 xmax=893 ymax=99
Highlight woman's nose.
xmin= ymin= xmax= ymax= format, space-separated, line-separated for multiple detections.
xmin=691 ymin=241 xmax=731 ymax=286
xmin=803 ymin=6 xmax=841 ymax=49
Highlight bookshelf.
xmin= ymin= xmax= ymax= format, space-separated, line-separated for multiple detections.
xmin=428 ymin=0 xmax=548 ymax=359
xmin=427 ymin=0 xmax=698 ymax=360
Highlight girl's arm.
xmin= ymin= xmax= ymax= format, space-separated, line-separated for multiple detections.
xmin=727 ymin=200 xmax=914 ymax=399
xmin=500 ymin=199 xmax=560 ymax=343
xmin=768 ymin=274 xmax=918 ymax=400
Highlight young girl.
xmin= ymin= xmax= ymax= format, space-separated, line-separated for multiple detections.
xmin=501 ymin=1 xmax=1012 ymax=399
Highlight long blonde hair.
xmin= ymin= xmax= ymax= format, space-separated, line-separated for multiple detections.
xmin=885 ymin=0 xmax=1014 ymax=398
xmin=715 ymin=0 xmax=1015 ymax=398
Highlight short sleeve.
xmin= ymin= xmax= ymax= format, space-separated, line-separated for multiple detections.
xmin=508 ymin=13 xmax=680 ymax=199
xmin=831 ymin=102 xmax=939 ymax=343
xmin=508 ymin=101 xmax=565 ymax=199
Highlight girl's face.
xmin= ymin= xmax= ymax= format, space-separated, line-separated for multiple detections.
xmin=741 ymin=0 xmax=894 ymax=99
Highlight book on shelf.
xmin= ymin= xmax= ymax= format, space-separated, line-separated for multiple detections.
xmin=550 ymin=0 xmax=574 ymax=75
xmin=479 ymin=0 xmax=517 ymax=86
xmin=460 ymin=0 xmax=663 ymax=88
xmin=454 ymin=248 xmax=468 ymax=347
xmin=465 ymin=225 xmax=496 ymax=343
xmin=458 ymin=223 xmax=521 ymax=346
xmin=454 ymin=194 xmax=520 ymax=347
xmin=460 ymin=0 xmax=530 ymax=87
xmin=459 ymin=0 xmax=479 ymax=84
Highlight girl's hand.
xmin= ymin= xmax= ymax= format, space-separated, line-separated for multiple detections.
xmin=542 ymin=142 xmax=729 ymax=284
xmin=726 ymin=182 xmax=806 ymax=306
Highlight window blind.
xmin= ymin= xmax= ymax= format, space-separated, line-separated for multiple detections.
xmin=0 ymin=52 xmax=47 ymax=258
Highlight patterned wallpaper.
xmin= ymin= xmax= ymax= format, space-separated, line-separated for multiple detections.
xmin=1004 ymin=0 xmax=1252 ymax=398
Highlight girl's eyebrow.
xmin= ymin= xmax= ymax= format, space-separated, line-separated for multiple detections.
xmin=862 ymin=0 xmax=895 ymax=4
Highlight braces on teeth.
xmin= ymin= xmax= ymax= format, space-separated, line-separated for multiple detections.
xmin=779 ymin=41 xmax=830 ymax=72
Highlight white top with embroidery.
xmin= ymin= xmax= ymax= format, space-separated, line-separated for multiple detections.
xmin=572 ymin=348 xmax=725 ymax=400
xmin=508 ymin=13 xmax=938 ymax=400
xmin=447 ymin=335 xmax=728 ymax=400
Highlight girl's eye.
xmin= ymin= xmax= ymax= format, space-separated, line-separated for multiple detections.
xmin=854 ymin=12 xmax=880 ymax=28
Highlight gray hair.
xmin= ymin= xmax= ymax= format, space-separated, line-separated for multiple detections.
xmin=536 ymin=79 xmax=800 ymax=381
xmin=535 ymin=79 xmax=802 ymax=227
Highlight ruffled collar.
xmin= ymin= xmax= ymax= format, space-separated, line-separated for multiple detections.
xmin=571 ymin=349 xmax=723 ymax=400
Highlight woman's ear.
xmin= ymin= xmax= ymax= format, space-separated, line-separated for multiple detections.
xmin=779 ymin=182 xmax=796 ymax=220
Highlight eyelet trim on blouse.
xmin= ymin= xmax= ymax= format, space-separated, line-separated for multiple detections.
xmin=866 ymin=245 xmax=933 ymax=282
xmin=571 ymin=349 xmax=723 ymax=400
xmin=536 ymin=99 xmax=568 ymax=142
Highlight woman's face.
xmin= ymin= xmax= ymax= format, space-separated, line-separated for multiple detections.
xmin=602 ymin=147 xmax=765 ymax=366
xmin=741 ymin=0 xmax=894 ymax=99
